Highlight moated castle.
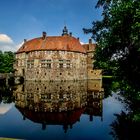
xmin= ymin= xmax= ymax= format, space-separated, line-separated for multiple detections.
xmin=14 ymin=26 xmax=101 ymax=81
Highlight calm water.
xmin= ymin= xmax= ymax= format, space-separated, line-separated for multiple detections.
xmin=0 ymin=80 xmax=125 ymax=140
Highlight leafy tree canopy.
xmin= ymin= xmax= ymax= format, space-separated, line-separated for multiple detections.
xmin=83 ymin=0 xmax=140 ymax=84
xmin=0 ymin=51 xmax=15 ymax=73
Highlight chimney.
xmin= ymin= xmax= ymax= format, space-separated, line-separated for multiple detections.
xmin=69 ymin=32 xmax=72 ymax=37
xmin=42 ymin=32 xmax=47 ymax=39
xmin=89 ymin=38 xmax=92 ymax=44
xmin=24 ymin=39 xmax=27 ymax=43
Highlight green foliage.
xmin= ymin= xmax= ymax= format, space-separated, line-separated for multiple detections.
xmin=110 ymin=111 xmax=140 ymax=140
xmin=0 ymin=51 xmax=15 ymax=73
xmin=0 ymin=84 xmax=14 ymax=104
xmin=103 ymin=77 xmax=140 ymax=138
xmin=84 ymin=1 xmax=140 ymax=129
xmin=83 ymin=0 xmax=140 ymax=82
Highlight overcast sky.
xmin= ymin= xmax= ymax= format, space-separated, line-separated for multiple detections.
xmin=0 ymin=0 xmax=102 ymax=52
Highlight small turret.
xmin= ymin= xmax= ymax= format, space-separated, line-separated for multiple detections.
xmin=62 ymin=26 xmax=68 ymax=36
xmin=24 ymin=39 xmax=27 ymax=43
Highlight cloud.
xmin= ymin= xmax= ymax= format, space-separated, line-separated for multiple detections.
xmin=0 ymin=44 xmax=17 ymax=52
xmin=0 ymin=34 xmax=19 ymax=52
xmin=0 ymin=103 xmax=13 ymax=115
xmin=0 ymin=34 xmax=13 ymax=43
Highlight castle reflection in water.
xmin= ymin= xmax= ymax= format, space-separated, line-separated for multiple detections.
xmin=13 ymin=80 xmax=104 ymax=133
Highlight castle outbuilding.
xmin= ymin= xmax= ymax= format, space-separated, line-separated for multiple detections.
xmin=14 ymin=26 xmax=101 ymax=81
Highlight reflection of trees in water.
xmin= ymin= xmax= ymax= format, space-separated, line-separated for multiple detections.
xmin=102 ymin=78 xmax=113 ymax=98
xmin=102 ymin=77 xmax=122 ymax=99
xmin=110 ymin=111 xmax=140 ymax=140
xmin=106 ymin=78 xmax=140 ymax=139
xmin=0 ymin=84 xmax=14 ymax=104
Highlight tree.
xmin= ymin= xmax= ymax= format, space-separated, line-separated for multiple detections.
xmin=0 ymin=51 xmax=15 ymax=73
xmin=83 ymin=0 xmax=140 ymax=83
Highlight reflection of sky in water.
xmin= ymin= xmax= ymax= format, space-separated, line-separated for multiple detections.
xmin=0 ymin=103 xmax=13 ymax=115
xmin=103 ymin=92 xmax=126 ymax=121
xmin=0 ymin=81 xmax=125 ymax=140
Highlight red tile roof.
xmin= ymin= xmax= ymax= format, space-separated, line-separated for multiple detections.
xmin=17 ymin=35 xmax=86 ymax=54
xmin=82 ymin=44 xmax=96 ymax=51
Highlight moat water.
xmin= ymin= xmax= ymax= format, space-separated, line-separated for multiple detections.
xmin=0 ymin=80 xmax=126 ymax=140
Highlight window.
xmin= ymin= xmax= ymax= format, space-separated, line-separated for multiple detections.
xmin=66 ymin=60 xmax=70 ymax=63
xmin=59 ymin=60 xmax=63 ymax=63
xmin=46 ymin=60 xmax=51 ymax=62
xmin=59 ymin=59 xmax=63 ymax=68
xmin=66 ymin=63 xmax=70 ymax=68
xmin=41 ymin=59 xmax=52 ymax=68
xmin=59 ymin=63 xmax=63 ymax=68
xmin=46 ymin=63 xmax=51 ymax=69
xmin=27 ymin=60 xmax=34 ymax=68
xmin=66 ymin=60 xmax=70 ymax=69
xmin=59 ymin=94 xmax=63 ymax=99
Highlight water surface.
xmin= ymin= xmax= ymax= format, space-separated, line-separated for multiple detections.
xmin=0 ymin=80 xmax=125 ymax=140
